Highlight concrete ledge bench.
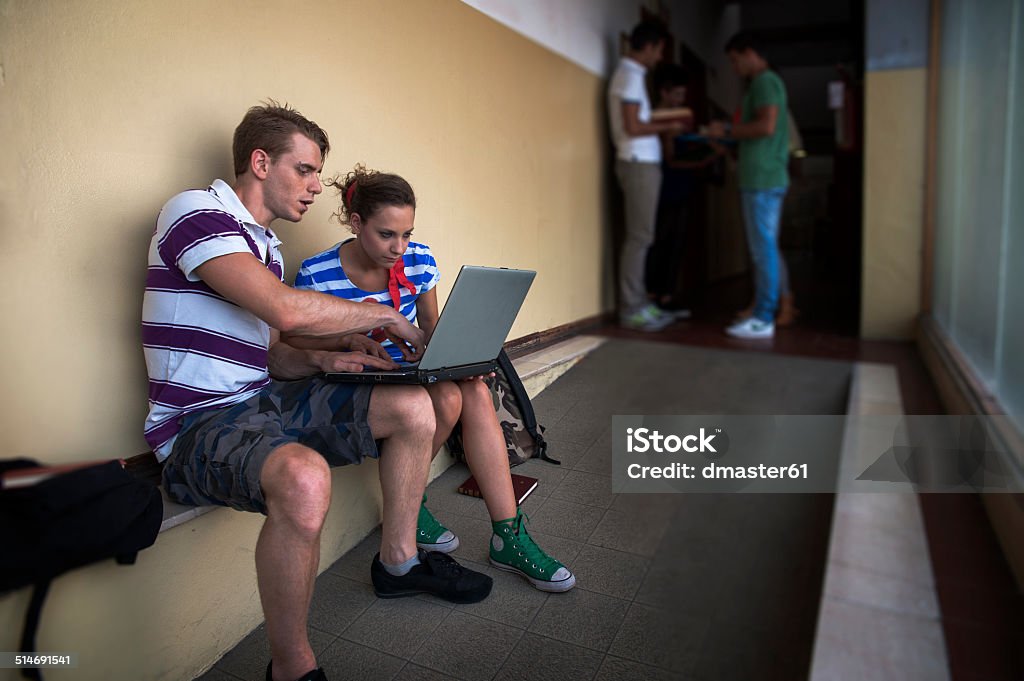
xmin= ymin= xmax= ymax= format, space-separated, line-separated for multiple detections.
xmin=128 ymin=334 xmax=606 ymax=535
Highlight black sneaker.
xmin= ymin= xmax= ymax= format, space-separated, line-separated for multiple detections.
xmin=371 ymin=549 xmax=493 ymax=604
xmin=266 ymin=661 xmax=327 ymax=681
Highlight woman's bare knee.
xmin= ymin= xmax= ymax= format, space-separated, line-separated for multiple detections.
xmin=459 ymin=378 xmax=491 ymax=405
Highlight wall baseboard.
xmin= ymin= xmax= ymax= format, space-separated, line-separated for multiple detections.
xmin=917 ymin=313 xmax=1024 ymax=590
xmin=505 ymin=312 xmax=614 ymax=359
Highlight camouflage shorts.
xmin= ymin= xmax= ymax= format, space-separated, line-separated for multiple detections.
xmin=161 ymin=377 xmax=377 ymax=514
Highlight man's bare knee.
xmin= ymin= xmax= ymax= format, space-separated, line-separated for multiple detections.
xmin=261 ymin=444 xmax=331 ymax=537
xmin=395 ymin=386 xmax=435 ymax=439
xmin=431 ymin=382 xmax=463 ymax=431
xmin=369 ymin=385 xmax=435 ymax=441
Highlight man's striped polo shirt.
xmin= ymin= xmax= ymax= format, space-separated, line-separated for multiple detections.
xmin=142 ymin=179 xmax=283 ymax=460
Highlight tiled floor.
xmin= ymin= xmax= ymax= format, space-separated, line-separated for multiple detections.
xmin=196 ymin=305 xmax=1024 ymax=681
xmin=197 ymin=338 xmax=852 ymax=681
xmin=600 ymin=314 xmax=1024 ymax=681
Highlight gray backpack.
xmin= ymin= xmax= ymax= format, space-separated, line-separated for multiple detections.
xmin=446 ymin=350 xmax=558 ymax=466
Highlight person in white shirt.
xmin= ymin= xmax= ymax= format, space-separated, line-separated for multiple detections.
xmin=607 ymin=21 xmax=686 ymax=331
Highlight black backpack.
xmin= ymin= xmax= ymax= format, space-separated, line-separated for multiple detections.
xmin=447 ymin=349 xmax=559 ymax=467
xmin=0 ymin=458 xmax=163 ymax=681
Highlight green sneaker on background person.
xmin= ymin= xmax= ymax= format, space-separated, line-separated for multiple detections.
xmin=417 ymin=494 xmax=459 ymax=553
xmin=489 ymin=509 xmax=576 ymax=592
xmin=619 ymin=303 xmax=675 ymax=332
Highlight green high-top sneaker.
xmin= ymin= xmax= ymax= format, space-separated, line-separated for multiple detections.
xmin=489 ymin=508 xmax=575 ymax=592
xmin=417 ymin=494 xmax=459 ymax=553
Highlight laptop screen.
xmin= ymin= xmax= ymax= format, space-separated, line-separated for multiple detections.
xmin=416 ymin=266 xmax=535 ymax=371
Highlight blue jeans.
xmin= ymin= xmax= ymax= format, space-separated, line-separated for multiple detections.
xmin=740 ymin=187 xmax=788 ymax=322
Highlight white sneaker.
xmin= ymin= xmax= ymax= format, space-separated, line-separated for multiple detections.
xmin=726 ymin=317 xmax=775 ymax=339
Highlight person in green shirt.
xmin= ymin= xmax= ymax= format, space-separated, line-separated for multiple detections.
xmin=709 ymin=31 xmax=789 ymax=339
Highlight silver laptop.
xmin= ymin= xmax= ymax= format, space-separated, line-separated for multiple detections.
xmin=323 ymin=266 xmax=535 ymax=384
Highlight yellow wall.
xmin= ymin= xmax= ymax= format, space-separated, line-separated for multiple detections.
xmin=0 ymin=1 xmax=608 ymax=679
xmin=0 ymin=0 xmax=609 ymax=465
xmin=860 ymin=68 xmax=928 ymax=339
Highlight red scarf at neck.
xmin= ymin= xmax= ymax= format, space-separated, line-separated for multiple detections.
xmin=387 ymin=257 xmax=416 ymax=310
xmin=368 ymin=257 xmax=416 ymax=344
